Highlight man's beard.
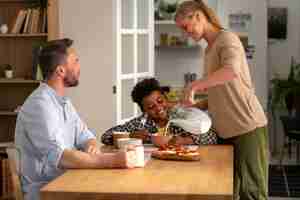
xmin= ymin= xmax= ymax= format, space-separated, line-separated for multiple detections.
xmin=64 ymin=73 xmax=79 ymax=87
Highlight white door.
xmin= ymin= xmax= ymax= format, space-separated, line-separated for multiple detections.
xmin=116 ymin=0 xmax=154 ymax=124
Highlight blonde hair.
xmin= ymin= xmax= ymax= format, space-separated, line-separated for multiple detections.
xmin=175 ymin=0 xmax=223 ymax=30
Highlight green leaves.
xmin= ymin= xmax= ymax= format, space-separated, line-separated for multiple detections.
xmin=271 ymin=78 xmax=300 ymax=110
xmin=270 ymin=57 xmax=300 ymax=111
xmin=159 ymin=0 xmax=178 ymax=14
xmin=25 ymin=0 xmax=48 ymax=9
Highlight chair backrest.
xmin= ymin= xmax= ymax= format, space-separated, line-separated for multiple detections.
xmin=280 ymin=116 xmax=300 ymax=137
xmin=6 ymin=147 xmax=23 ymax=200
xmin=280 ymin=116 xmax=290 ymax=135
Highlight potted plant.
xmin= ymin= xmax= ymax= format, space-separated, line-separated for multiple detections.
xmin=158 ymin=0 xmax=178 ymax=20
xmin=270 ymin=57 xmax=300 ymax=117
xmin=3 ymin=64 xmax=13 ymax=79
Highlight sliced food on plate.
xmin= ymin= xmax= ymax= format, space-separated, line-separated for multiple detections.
xmin=151 ymin=144 xmax=200 ymax=161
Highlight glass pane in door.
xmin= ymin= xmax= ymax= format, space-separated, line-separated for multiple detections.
xmin=121 ymin=79 xmax=135 ymax=120
xmin=116 ymin=0 xmax=154 ymax=124
xmin=137 ymin=0 xmax=149 ymax=29
xmin=137 ymin=34 xmax=149 ymax=73
xmin=121 ymin=35 xmax=134 ymax=74
xmin=122 ymin=0 xmax=134 ymax=29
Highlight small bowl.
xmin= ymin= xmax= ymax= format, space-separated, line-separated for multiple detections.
xmin=151 ymin=135 xmax=172 ymax=148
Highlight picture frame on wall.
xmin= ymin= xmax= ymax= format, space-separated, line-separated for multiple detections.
xmin=229 ymin=12 xmax=252 ymax=33
xmin=268 ymin=7 xmax=288 ymax=40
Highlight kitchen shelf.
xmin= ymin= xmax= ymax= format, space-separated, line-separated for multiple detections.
xmin=0 ymin=0 xmax=27 ymax=2
xmin=0 ymin=111 xmax=18 ymax=116
xmin=155 ymin=20 xmax=175 ymax=25
xmin=0 ymin=142 xmax=14 ymax=148
xmin=0 ymin=33 xmax=48 ymax=38
xmin=0 ymin=195 xmax=13 ymax=200
xmin=155 ymin=45 xmax=200 ymax=49
xmin=0 ymin=78 xmax=40 ymax=84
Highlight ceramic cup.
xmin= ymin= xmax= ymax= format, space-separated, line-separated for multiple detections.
xmin=4 ymin=70 xmax=13 ymax=79
xmin=0 ymin=24 xmax=8 ymax=34
xmin=117 ymin=138 xmax=144 ymax=167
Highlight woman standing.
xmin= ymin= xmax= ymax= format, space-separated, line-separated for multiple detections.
xmin=175 ymin=1 xmax=268 ymax=200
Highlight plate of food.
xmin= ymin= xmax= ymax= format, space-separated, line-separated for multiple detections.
xmin=151 ymin=144 xmax=200 ymax=161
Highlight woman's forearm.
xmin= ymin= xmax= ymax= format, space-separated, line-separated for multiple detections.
xmin=205 ymin=66 xmax=237 ymax=88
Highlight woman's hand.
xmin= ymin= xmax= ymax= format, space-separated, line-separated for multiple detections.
xmin=130 ymin=129 xmax=150 ymax=142
xmin=182 ymin=79 xmax=209 ymax=107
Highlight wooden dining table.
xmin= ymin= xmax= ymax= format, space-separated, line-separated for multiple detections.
xmin=40 ymin=145 xmax=233 ymax=200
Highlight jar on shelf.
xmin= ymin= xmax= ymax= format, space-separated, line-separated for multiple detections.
xmin=160 ymin=33 xmax=169 ymax=46
xmin=0 ymin=24 xmax=8 ymax=34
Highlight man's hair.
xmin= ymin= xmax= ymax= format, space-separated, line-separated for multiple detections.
xmin=39 ymin=38 xmax=73 ymax=80
xmin=131 ymin=78 xmax=162 ymax=111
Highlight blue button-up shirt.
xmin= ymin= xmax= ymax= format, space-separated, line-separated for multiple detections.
xmin=15 ymin=83 xmax=95 ymax=200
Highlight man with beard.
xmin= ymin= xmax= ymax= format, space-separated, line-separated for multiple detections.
xmin=15 ymin=38 xmax=135 ymax=200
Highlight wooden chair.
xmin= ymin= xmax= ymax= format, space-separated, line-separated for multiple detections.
xmin=6 ymin=147 xmax=24 ymax=200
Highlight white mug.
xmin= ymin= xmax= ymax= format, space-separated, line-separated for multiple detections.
xmin=0 ymin=24 xmax=8 ymax=34
xmin=121 ymin=145 xmax=145 ymax=168
xmin=118 ymin=138 xmax=145 ymax=167
xmin=5 ymin=70 xmax=13 ymax=79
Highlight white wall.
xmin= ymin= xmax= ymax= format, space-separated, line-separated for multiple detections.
xmin=59 ymin=1 xmax=116 ymax=136
xmin=221 ymin=0 xmax=268 ymax=109
xmin=155 ymin=0 xmax=216 ymax=87
xmin=155 ymin=46 xmax=204 ymax=87
xmin=267 ymin=0 xmax=300 ymax=79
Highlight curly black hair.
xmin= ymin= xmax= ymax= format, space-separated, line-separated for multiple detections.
xmin=131 ymin=78 xmax=163 ymax=111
